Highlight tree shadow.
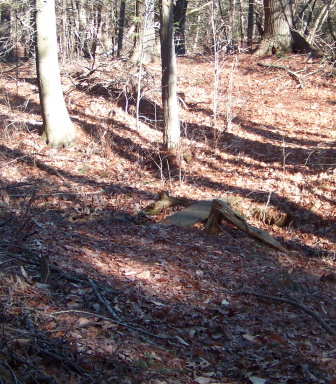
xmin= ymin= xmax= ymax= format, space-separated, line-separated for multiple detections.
xmin=1 ymin=183 xmax=334 ymax=382
xmin=74 ymin=78 xmax=164 ymax=130
xmin=0 ymin=138 xmax=335 ymax=382
xmin=1 ymin=138 xmax=334 ymax=260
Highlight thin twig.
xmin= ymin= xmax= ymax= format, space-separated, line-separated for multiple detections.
xmin=30 ymin=345 xmax=85 ymax=375
xmin=51 ymin=309 xmax=189 ymax=345
xmin=4 ymin=191 xmax=37 ymax=253
xmin=0 ymin=358 xmax=20 ymax=384
xmin=88 ymin=278 xmax=121 ymax=322
xmin=0 ymin=182 xmax=34 ymax=190
xmin=321 ymin=222 xmax=336 ymax=234
xmin=0 ymin=217 xmax=14 ymax=227
xmin=241 ymin=290 xmax=335 ymax=336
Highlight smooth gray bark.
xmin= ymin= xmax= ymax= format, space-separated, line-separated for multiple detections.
xmin=35 ymin=0 xmax=75 ymax=148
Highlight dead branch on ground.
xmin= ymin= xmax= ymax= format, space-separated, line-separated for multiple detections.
xmin=206 ymin=199 xmax=287 ymax=252
xmin=258 ymin=62 xmax=303 ymax=88
xmin=241 ymin=290 xmax=336 ymax=337
xmin=144 ymin=191 xmax=192 ymax=216
xmin=88 ymin=278 xmax=121 ymax=322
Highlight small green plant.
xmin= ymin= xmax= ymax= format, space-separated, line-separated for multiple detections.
xmin=144 ymin=352 xmax=155 ymax=367
xmin=133 ymin=353 xmax=156 ymax=371
xmin=135 ymin=359 xmax=148 ymax=371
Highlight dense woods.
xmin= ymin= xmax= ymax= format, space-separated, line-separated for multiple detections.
xmin=1 ymin=0 xmax=335 ymax=61
xmin=0 ymin=0 xmax=335 ymax=383
xmin=1 ymin=0 xmax=335 ymax=148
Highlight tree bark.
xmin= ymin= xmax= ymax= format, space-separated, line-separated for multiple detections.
xmin=254 ymin=0 xmax=293 ymax=55
xmin=0 ymin=4 xmax=13 ymax=60
xmin=247 ymin=0 xmax=254 ymax=49
xmin=35 ymin=0 xmax=75 ymax=148
xmin=160 ymin=0 xmax=180 ymax=150
xmin=173 ymin=0 xmax=188 ymax=55
xmin=117 ymin=0 xmax=126 ymax=57
xmin=131 ymin=0 xmax=156 ymax=63
xmin=306 ymin=2 xmax=329 ymax=44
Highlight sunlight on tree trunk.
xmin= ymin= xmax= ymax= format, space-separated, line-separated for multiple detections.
xmin=254 ymin=0 xmax=293 ymax=55
xmin=35 ymin=0 xmax=75 ymax=148
xmin=160 ymin=0 xmax=180 ymax=150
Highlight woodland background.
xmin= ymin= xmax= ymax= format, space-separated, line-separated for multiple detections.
xmin=0 ymin=1 xmax=336 ymax=383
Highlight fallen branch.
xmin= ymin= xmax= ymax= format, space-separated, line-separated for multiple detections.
xmin=258 ymin=62 xmax=303 ymax=88
xmin=88 ymin=278 xmax=121 ymax=322
xmin=241 ymin=290 xmax=336 ymax=337
xmin=206 ymin=199 xmax=287 ymax=252
xmin=51 ymin=309 xmax=189 ymax=346
xmin=144 ymin=191 xmax=191 ymax=216
xmin=30 ymin=345 xmax=85 ymax=375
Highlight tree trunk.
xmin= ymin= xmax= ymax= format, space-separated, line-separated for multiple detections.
xmin=173 ymin=0 xmax=188 ymax=55
xmin=227 ymin=0 xmax=236 ymax=44
xmin=131 ymin=0 xmax=156 ymax=63
xmin=254 ymin=0 xmax=293 ymax=55
xmin=117 ymin=0 xmax=126 ymax=57
xmin=35 ymin=0 xmax=75 ymax=148
xmin=238 ymin=0 xmax=245 ymax=47
xmin=247 ymin=0 xmax=254 ymax=49
xmin=76 ymin=0 xmax=88 ymax=57
xmin=327 ymin=10 xmax=336 ymax=43
xmin=91 ymin=1 xmax=103 ymax=58
xmin=60 ymin=0 xmax=68 ymax=61
xmin=159 ymin=0 xmax=180 ymax=150
xmin=306 ymin=2 xmax=329 ymax=44
xmin=0 ymin=4 xmax=13 ymax=60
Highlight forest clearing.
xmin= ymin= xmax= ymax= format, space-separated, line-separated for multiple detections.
xmin=0 ymin=52 xmax=335 ymax=383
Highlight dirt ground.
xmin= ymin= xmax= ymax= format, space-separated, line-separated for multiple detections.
xmin=0 ymin=53 xmax=335 ymax=384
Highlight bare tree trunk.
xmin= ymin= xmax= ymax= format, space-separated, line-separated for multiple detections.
xmin=327 ymin=9 xmax=336 ymax=43
xmin=306 ymin=2 xmax=329 ymax=44
xmin=76 ymin=0 xmax=88 ymax=57
xmin=227 ymin=0 xmax=236 ymax=44
xmin=60 ymin=0 xmax=68 ymax=61
xmin=70 ymin=0 xmax=80 ymax=57
xmin=247 ymin=0 xmax=254 ymax=50
xmin=254 ymin=0 xmax=293 ymax=55
xmin=91 ymin=1 xmax=103 ymax=58
xmin=159 ymin=0 xmax=180 ymax=150
xmin=238 ymin=0 xmax=245 ymax=48
xmin=302 ymin=0 xmax=317 ymax=37
xmin=35 ymin=0 xmax=75 ymax=148
xmin=117 ymin=0 xmax=126 ymax=57
xmin=0 ymin=4 xmax=13 ymax=60
xmin=131 ymin=0 xmax=156 ymax=63
xmin=173 ymin=0 xmax=188 ymax=55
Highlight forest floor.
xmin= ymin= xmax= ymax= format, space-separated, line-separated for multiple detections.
xmin=0 ymin=53 xmax=335 ymax=384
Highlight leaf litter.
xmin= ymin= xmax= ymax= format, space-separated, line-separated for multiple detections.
xmin=0 ymin=54 xmax=335 ymax=383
